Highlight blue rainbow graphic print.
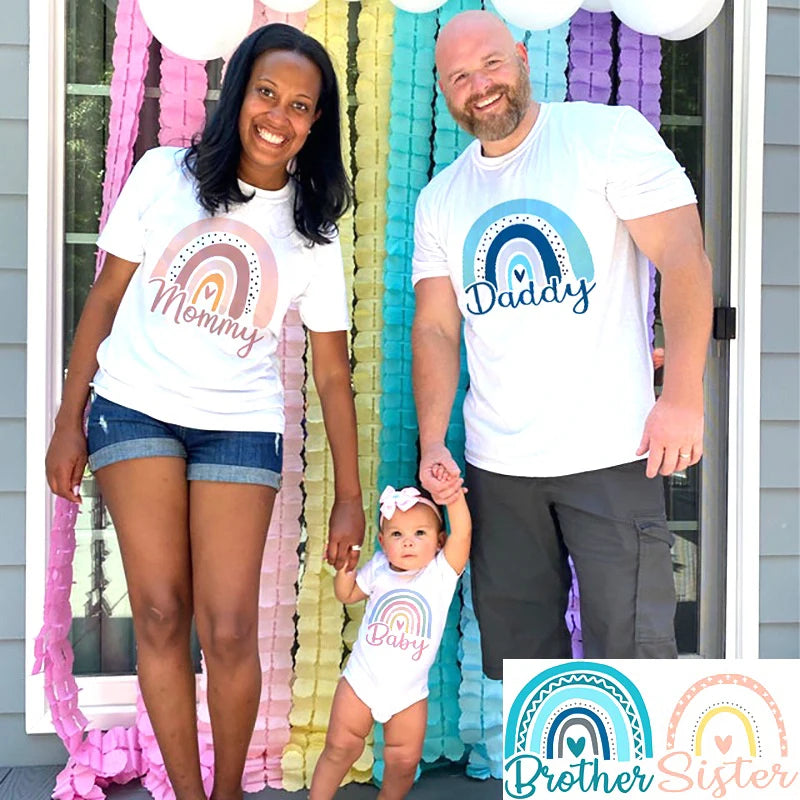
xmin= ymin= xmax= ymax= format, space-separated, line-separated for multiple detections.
xmin=368 ymin=589 xmax=432 ymax=639
xmin=461 ymin=199 xmax=595 ymax=317
xmin=505 ymin=662 xmax=653 ymax=763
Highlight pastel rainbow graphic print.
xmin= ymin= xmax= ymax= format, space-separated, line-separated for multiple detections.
xmin=666 ymin=674 xmax=789 ymax=759
xmin=150 ymin=217 xmax=279 ymax=329
xmin=368 ymin=590 xmax=432 ymax=638
xmin=462 ymin=198 xmax=594 ymax=293
xmin=505 ymin=662 xmax=652 ymax=762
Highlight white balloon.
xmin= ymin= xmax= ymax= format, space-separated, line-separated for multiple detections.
xmin=259 ymin=0 xmax=319 ymax=11
xmin=491 ymin=0 xmax=584 ymax=31
xmin=139 ymin=0 xmax=253 ymax=61
xmin=389 ymin=0 xmax=448 ymax=12
xmin=612 ymin=0 xmax=724 ymax=38
xmin=581 ymin=0 xmax=613 ymax=12
xmin=661 ymin=0 xmax=725 ymax=40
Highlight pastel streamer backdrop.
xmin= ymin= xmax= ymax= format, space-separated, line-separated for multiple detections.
xmin=38 ymin=1 xmax=675 ymax=796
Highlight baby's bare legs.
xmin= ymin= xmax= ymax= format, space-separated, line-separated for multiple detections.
xmin=379 ymin=698 xmax=427 ymax=800
xmin=310 ymin=679 xmax=372 ymax=799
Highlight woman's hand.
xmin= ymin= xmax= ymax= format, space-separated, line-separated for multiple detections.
xmin=45 ymin=425 xmax=87 ymax=503
xmin=326 ymin=496 xmax=365 ymax=572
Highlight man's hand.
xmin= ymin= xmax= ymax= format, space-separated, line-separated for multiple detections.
xmin=419 ymin=442 xmax=463 ymax=504
xmin=326 ymin=497 xmax=366 ymax=572
xmin=636 ymin=395 xmax=704 ymax=478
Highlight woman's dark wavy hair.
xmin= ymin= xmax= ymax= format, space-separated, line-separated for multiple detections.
xmin=183 ymin=23 xmax=351 ymax=245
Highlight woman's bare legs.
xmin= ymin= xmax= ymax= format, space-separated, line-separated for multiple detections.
xmin=379 ymin=698 xmax=427 ymax=800
xmin=190 ymin=481 xmax=276 ymax=800
xmin=309 ymin=679 xmax=373 ymax=799
xmin=96 ymin=457 xmax=204 ymax=800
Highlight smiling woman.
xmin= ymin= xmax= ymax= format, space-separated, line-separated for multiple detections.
xmin=185 ymin=23 xmax=351 ymax=245
xmin=45 ymin=19 xmax=363 ymax=800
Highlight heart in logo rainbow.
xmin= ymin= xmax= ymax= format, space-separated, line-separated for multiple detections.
xmin=368 ymin=589 xmax=432 ymax=639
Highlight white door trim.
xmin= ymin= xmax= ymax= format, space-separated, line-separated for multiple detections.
xmin=725 ymin=0 xmax=768 ymax=658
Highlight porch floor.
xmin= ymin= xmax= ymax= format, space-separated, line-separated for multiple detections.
xmin=0 ymin=764 xmax=500 ymax=799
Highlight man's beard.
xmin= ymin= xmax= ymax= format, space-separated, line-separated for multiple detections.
xmin=446 ymin=67 xmax=531 ymax=142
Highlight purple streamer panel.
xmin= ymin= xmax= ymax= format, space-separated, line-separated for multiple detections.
xmin=617 ymin=24 xmax=662 ymax=129
xmin=567 ymin=10 xmax=613 ymax=104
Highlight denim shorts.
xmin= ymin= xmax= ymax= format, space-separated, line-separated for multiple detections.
xmin=87 ymin=394 xmax=282 ymax=488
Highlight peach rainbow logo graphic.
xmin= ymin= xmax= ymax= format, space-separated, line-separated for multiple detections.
xmin=658 ymin=673 xmax=798 ymax=797
xmin=666 ymin=674 xmax=788 ymax=760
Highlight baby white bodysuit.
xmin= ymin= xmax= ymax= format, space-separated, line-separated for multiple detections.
xmin=343 ymin=550 xmax=460 ymax=722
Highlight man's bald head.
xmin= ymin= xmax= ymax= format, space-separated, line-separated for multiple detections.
xmin=434 ymin=10 xmax=534 ymax=150
xmin=435 ymin=10 xmax=517 ymax=74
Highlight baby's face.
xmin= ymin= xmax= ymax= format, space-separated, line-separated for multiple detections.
xmin=379 ymin=504 xmax=444 ymax=572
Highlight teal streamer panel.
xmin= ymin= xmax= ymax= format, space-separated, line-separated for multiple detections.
xmin=430 ymin=0 xmax=492 ymax=779
xmin=375 ymin=6 xmax=440 ymax=783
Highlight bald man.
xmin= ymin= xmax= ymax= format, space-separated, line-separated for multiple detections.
xmin=411 ymin=11 xmax=712 ymax=677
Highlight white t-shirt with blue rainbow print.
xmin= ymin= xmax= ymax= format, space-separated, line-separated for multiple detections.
xmin=412 ymin=101 xmax=698 ymax=477
xmin=94 ymin=147 xmax=349 ymax=432
xmin=343 ymin=550 xmax=460 ymax=722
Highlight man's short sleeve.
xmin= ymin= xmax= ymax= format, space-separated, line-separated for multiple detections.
xmin=605 ymin=107 xmax=697 ymax=221
xmin=96 ymin=148 xmax=164 ymax=264
xmin=411 ymin=189 xmax=451 ymax=287
xmin=296 ymin=235 xmax=350 ymax=332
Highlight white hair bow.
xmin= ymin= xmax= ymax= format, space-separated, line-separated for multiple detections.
xmin=379 ymin=485 xmax=422 ymax=520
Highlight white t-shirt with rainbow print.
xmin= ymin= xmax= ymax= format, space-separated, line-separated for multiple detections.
xmin=94 ymin=146 xmax=349 ymax=432
xmin=412 ymin=101 xmax=698 ymax=478
xmin=344 ymin=550 xmax=460 ymax=722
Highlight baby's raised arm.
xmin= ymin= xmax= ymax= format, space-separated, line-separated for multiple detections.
xmin=433 ymin=464 xmax=471 ymax=575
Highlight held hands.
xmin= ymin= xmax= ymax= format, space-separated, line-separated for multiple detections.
xmin=637 ymin=393 xmax=704 ymax=478
xmin=420 ymin=442 xmax=465 ymax=505
xmin=326 ymin=496 xmax=365 ymax=573
xmin=45 ymin=425 xmax=87 ymax=504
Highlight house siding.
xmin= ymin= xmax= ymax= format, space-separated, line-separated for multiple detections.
xmin=759 ymin=1 xmax=800 ymax=658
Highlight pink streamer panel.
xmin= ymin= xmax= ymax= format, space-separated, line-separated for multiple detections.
xmin=158 ymin=48 xmax=208 ymax=148
xmin=35 ymin=2 xmax=152 ymax=798
xmin=95 ymin=0 xmax=152 ymax=279
xmin=139 ymin=6 xmax=309 ymax=795
xmin=240 ymin=9 xmax=307 ymax=793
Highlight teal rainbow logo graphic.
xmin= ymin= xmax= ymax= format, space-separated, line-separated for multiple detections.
xmin=505 ymin=662 xmax=653 ymax=762
xmin=461 ymin=199 xmax=596 ymax=316
xmin=368 ymin=589 xmax=432 ymax=638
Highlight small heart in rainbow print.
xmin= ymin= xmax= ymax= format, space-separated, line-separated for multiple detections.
xmin=513 ymin=268 xmax=526 ymax=283
xmin=203 ymin=285 xmax=216 ymax=300
xmin=714 ymin=735 xmax=732 ymax=754
xmin=567 ymin=736 xmax=586 ymax=757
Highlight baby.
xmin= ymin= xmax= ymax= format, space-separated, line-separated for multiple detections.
xmin=309 ymin=470 xmax=471 ymax=799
